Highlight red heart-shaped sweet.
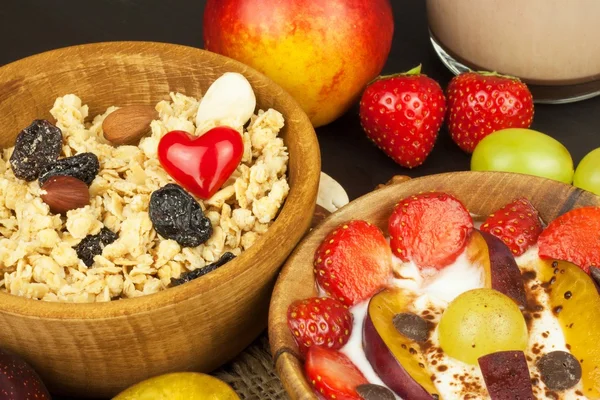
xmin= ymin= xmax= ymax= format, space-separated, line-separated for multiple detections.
xmin=157 ymin=126 xmax=244 ymax=199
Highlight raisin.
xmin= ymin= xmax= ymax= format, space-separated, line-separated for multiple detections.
xmin=170 ymin=252 xmax=236 ymax=287
xmin=73 ymin=227 xmax=118 ymax=267
xmin=9 ymin=119 xmax=62 ymax=181
xmin=38 ymin=152 xmax=99 ymax=186
xmin=149 ymin=183 xmax=212 ymax=247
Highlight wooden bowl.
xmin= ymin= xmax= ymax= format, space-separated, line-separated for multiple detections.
xmin=268 ymin=171 xmax=600 ymax=399
xmin=0 ymin=42 xmax=320 ymax=397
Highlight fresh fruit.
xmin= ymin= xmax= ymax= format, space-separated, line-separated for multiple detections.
xmin=363 ymin=288 xmax=439 ymax=399
xmin=38 ymin=152 xmax=99 ymax=186
xmin=102 ymin=105 xmax=158 ymax=145
xmin=438 ymin=288 xmax=528 ymax=365
xmin=287 ymin=297 xmax=353 ymax=355
xmin=113 ymin=372 xmax=239 ymax=400
xmin=40 ymin=175 xmax=90 ymax=214
xmin=359 ymin=65 xmax=446 ymax=168
xmin=538 ymin=259 xmax=600 ymax=397
xmin=0 ymin=347 xmax=51 ymax=400
xmin=304 ymin=346 xmax=367 ymax=400
xmin=478 ymin=351 xmax=534 ymax=400
xmin=157 ymin=127 xmax=244 ymax=200
xmin=10 ymin=119 xmax=62 ymax=182
xmin=467 ymin=230 xmax=527 ymax=306
xmin=389 ymin=192 xmax=473 ymax=269
xmin=314 ymin=220 xmax=392 ymax=306
xmin=471 ymin=128 xmax=574 ymax=184
xmin=537 ymin=351 xmax=582 ymax=391
xmin=480 ymin=197 xmax=543 ymax=256
xmin=73 ymin=227 xmax=118 ymax=267
xmin=149 ymin=183 xmax=213 ymax=248
xmin=446 ymin=71 xmax=534 ymax=153
xmin=203 ymin=0 xmax=394 ymax=127
xmin=538 ymin=206 xmax=600 ymax=273
xmin=574 ymin=147 xmax=600 ymax=195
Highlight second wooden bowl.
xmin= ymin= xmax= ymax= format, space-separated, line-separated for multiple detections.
xmin=0 ymin=42 xmax=320 ymax=397
xmin=268 ymin=171 xmax=600 ymax=399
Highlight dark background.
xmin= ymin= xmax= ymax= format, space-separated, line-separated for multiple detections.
xmin=0 ymin=1 xmax=598 ymax=398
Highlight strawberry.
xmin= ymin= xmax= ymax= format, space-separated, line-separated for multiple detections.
xmin=538 ymin=207 xmax=600 ymax=273
xmin=481 ymin=198 xmax=543 ymax=256
xmin=305 ymin=346 xmax=367 ymax=400
xmin=359 ymin=65 xmax=446 ymax=168
xmin=314 ymin=220 xmax=392 ymax=306
xmin=287 ymin=297 xmax=353 ymax=355
xmin=446 ymin=71 xmax=534 ymax=153
xmin=389 ymin=192 xmax=473 ymax=269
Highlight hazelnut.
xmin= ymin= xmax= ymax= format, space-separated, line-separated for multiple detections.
xmin=102 ymin=105 xmax=158 ymax=145
xmin=41 ymin=176 xmax=90 ymax=214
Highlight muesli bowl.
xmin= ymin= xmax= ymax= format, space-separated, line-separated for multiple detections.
xmin=269 ymin=171 xmax=600 ymax=399
xmin=0 ymin=42 xmax=320 ymax=397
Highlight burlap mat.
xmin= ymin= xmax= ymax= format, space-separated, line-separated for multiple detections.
xmin=214 ymin=333 xmax=289 ymax=400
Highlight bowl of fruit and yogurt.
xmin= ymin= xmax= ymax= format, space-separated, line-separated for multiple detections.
xmin=269 ymin=172 xmax=600 ymax=400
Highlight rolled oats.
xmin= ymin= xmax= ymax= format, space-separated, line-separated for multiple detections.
xmin=0 ymin=91 xmax=289 ymax=302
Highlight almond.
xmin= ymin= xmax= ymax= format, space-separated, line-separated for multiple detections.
xmin=102 ymin=105 xmax=158 ymax=145
xmin=41 ymin=176 xmax=90 ymax=214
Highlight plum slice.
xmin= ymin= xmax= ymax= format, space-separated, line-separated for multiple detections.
xmin=478 ymin=351 xmax=534 ymax=400
xmin=363 ymin=288 xmax=438 ymax=399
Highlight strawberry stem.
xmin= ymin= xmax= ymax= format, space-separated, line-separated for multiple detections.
xmin=367 ymin=64 xmax=423 ymax=85
xmin=475 ymin=70 xmax=521 ymax=81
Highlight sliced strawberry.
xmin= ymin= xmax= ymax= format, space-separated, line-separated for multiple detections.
xmin=314 ymin=220 xmax=392 ymax=306
xmin=287 ymin=297 xmax=353 ymax=356
xmin=538 ymin=206 xmax=600 ymax=273
xmin=389 ymin=192 xmax=473 ymax=269
xmin=481 ymin=198 xmax=543 ymax=256
xmin=305 ymin=346 xmax=367 ymax=400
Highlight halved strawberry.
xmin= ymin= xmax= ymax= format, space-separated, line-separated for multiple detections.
xmin=287 ymin=297 xmax=353 ymax=356
xmin=314 ymin=220 xmax=392 ymax=306
xmin=389 ymin=192 xmax=473 ymax=269
xmin=305 ymin=346 xmax=367 ymax=400
xmin=538 ymin=207 xmax=600 ymax=273
xmin=481 ymin=198 xmax=543 ymax=256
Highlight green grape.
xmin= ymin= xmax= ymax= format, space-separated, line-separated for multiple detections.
xmin=438 ymin=288 xmax=528 ymax=365
xmin=574 ymin=147 xmax=600 ymax=195
xmin=471 ymin=128 xmax=574 ymax=184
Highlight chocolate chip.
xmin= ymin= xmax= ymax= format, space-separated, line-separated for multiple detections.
xmin=356 ymin=384 xmax=395 ymax=400
xmin=537 ymin=351 xmax=582 ymax=391
xmin=392 ymin=312 xmax=432 ymax=343
xmin=590 ymin=266 xmax=600 ymax=286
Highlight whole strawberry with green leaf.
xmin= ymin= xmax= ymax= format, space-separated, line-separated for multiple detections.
xmin=359 ymin=65 xmax=446 ymax=168
xmin=447 ymin=71 xmax=534 ymax=153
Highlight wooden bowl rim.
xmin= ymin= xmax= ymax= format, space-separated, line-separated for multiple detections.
xmin=0 ymin=41 xmax=321 ymax=319
xmin=268 ymin=170 xmax=600 ymax=399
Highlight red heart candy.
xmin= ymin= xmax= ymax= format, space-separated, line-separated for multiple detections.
xmin=157 ymin=126 xmax=244 ymax=199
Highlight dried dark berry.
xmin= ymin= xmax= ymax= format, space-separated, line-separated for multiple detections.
xmin=149 ymin=183 xmax=212 ymax=247
xmin=170 ymin=252 xmax=235 ymax=287
xmin=356 ymin=384 xmax=395 ymax=400
xmin=9 ymin=119 xmax=62 ymax=181
xmin=38 ymin=152 xmax=99 ymax=186
xmin=392 ymin=312 xmax=432 ymax=343
xmin=73 ymin=227 xmax=118 ymax=267
xmin=537 ymin=350 xmax=582 ymax=391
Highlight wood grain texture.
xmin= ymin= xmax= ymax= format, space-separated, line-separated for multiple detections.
xmin=0 ymin=42 xmax=320 ymax=397
xmin=268 ymin=171 xmax=600 ymax=400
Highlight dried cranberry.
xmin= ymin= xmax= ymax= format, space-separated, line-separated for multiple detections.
xmin=149 ymin=183 xmax=212 ymax=247
xmin=170 ymin=252 xmax=235 ymax=287
xmin=73 ymin=227 xmax=118 ymax=267
xmin=9 ymin=120 xmax=62 ymax=181
xmin=38 ymin=152 xmax=99 ymax=186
